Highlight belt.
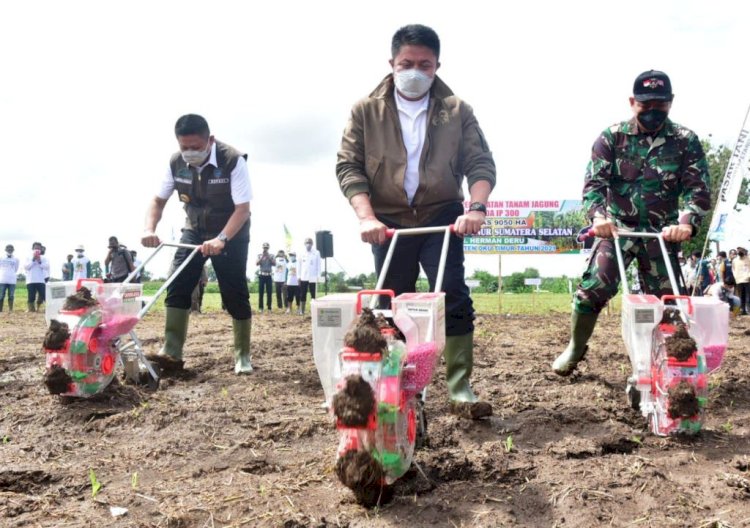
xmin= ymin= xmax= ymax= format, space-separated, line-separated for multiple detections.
xmin=260 ymin=272 xmax=272 ymax=276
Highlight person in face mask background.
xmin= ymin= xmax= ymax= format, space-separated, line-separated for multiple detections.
xmin=71 ymin=245 xmax=91 ymax=280
xmin=285 ymin=251 xmax=301 ymax=314
xmin=298 ymin=237 xmax=321 ymax=315
xmin=732 ymin=246 xmax=750 ymax=315
xmin=142 ymin=114 xmax=253 ymax=375
xmin=336 ymin=24 xmax=496 ymax=420
xmin=552 ymin=70 xmax=710 ymax=378
xmin=0 ymin=244 xmax=19 ymax=312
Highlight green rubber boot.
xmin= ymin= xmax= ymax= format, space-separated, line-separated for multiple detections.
xmin=552 ymin=310 xmax=599 ymax=376
xmin=445 ymin=332 xmax=493 ymax=419
xmin=233 ymin=318 xmax=253 ymax=375
xmin=149 ymin=307 xmax=189 ymax=373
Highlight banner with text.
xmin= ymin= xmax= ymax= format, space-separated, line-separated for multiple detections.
xmin=708 ymin=106 xmax=750 ymax=242
xmin=463 ymin=199 xmax=588 ymax=254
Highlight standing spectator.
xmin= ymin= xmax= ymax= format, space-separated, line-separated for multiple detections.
xmin=285 ymin=251 xmax=301 ymax=314
xmin=299 ymin=237 xmax=321 ymax=314
xmin=131 ymin=250 xmax=143 ymax=282
xmin=695 ymin=251 xmax=713 ymax=296
xmin=683 ymin=252 xmax=699 ymax=293
xmin=72 ymin=245 xmax=91 ymax=280
xmin=0 ymin=244 xmax=19 ymax=312
xmin=718 ymin=251 xmax=734 ymax=284
xmin=62 ymin=254 xmax=74 ymax=281
xmin=41 ymin=246 xmax=50 ymax=285
xmin=104 ymin=236 xmax=135 ymax=283
xmin=732 ymin=246 xmax=750 ymax=315
xmin=273 ymin=250 xmax=288 ymax=310
xmin=24 ymin=242 xmax=49 ymax=312
xmin=191 ymin=266 xmax=208 ymax=313
xmin=256 ymin=242 xmax=274 ymax=312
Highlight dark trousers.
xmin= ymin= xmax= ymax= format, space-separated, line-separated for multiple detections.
xmin=165 ymin=229 xmax=251 ymax=320
xmin=258 ymin=275 xmax=273 ymax=310
xmin=286 ymin=285 xmax=300 ymax=307
xmin=738 ymin=282 xmax=750 ymax=314
xmin=371 ymin=202 xmax=474 ymax=337
xmin=274 ymin=281 xmax=285 ymax=308
xmin=27 ymin=282 xmax=45 ymax=306
xmin=0 ymin=284 xmax=15 ymax=309
xmin=300 ymin=281 xmax=316 ymax=302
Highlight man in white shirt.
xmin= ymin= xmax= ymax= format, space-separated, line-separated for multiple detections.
xmin=273 ymin=250 xmax=288 ymax=310
xmin=24 ymin=241 xmax=49 ymax=312
xmin=72 ymin=245 xmax=91 ymax=280
xmin=0 ymin=244 xmax=19 ymax=312
xmin=285 ymin=251 xmax=301 ymax=314
xmin=142 ymin=114 xmax=253 ymax=374
xmin=299 ymin=237 xmax=321 ymax=315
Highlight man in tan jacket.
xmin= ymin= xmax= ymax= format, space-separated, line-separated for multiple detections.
xmin=336 ymin=24 xmax=496 ymax=419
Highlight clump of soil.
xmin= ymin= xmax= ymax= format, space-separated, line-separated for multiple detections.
xmin=43 ymin=365 xmax=72 ymax=395
xmin=43 ymin=320 xmax=70 ymax=350
xmin=660 ymin=307 xmax=682 ymax=325
xmin=335 ymin=449 xmax=390 ymax=507
xmin=344 ymin=308 xmax=386 ymax=353
xmin=145 ymin=354 xmax=185 ymax=376
xmin=668 ymin=381 xmax=700 ymax=419
xmin=333 ymin=375 xmax=375 ymax=427
xmin=451 ymin=401 xmax=493 ymax=420
xmin=665 ymin=325 xmax=696 ymax=362
xmin=62 ymin=287 xmax=98 ymax=310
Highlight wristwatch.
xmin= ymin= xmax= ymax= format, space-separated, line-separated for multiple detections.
xmin=217 ymin=232 xmax=228 ymax=243
xmin=469 ymin=202 xmax=487 ymax=215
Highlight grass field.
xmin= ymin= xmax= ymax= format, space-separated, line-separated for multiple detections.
xmin=5 ymin=285 xmax=622 ymax=315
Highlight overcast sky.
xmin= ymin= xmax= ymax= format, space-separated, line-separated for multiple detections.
xmin=2 ymin=0 xmax=749 ymax=280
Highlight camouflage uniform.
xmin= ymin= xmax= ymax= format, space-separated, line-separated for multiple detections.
xmin=575 ymin=117 xmax=710 ymax=314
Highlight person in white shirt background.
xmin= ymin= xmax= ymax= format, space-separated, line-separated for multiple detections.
xmin=285 ymin=251 xmax=301 ymax=314
xmin=72 ymin=245 xmax=91 ymax=280
xmin=273 ymin=249 xmax=288 ymax=311
xmin=0 ymin=244 xmax=19 ymax=312
xmin=24 ymin=241 xmax=49 ymax=312
xmin=298 ymin=237 xmax=321 ymax=315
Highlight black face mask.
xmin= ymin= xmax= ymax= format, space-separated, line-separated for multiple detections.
xmin=637 ymin=109 xmax=668 ymax=131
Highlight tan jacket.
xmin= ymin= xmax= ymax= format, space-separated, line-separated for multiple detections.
xmin=336 ymin=74 xmax=496 ymax=227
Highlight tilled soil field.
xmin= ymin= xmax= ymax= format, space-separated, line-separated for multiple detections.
xmin=1 ymin=309 xmax=750 ymax=527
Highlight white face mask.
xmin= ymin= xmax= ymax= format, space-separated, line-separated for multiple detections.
xmin=394 ymin=69 xmax=434 ymax=99
xmin=182 ymin=144 xmax=210 ymax=166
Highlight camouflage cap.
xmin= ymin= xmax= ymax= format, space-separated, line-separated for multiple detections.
xmin=633 ymin=70 xmax=673 ymax=102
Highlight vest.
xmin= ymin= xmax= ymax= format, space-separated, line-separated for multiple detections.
xmin=169 ymin=141 xmax=250 ymax=240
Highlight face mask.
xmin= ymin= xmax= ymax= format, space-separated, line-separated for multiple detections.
xmin=394 ymin=69 xmax=434 ymax=99
xmin=182 ymin=144 xmax=210 ymax=166
xmin=291 ymin=258 xmax=296 ymax=262
xmin=305 ymin=244 xmax=312 ymax=250
xmin=637 ymin=109 xmax=668 ymax=131
xmin=76 ymin=251 xmax=83 ymax=256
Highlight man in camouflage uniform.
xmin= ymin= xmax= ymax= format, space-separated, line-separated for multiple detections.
xmin=553 ymin=70 xmax=710 ymax=376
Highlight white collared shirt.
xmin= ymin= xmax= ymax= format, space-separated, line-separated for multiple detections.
xmin=395 ymin=89 xmax=430 ymax=205
xmin=0 ymin=255 xmax=19 ymax=284
xmin=157 ymin=142 xmax=252 ymax=204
